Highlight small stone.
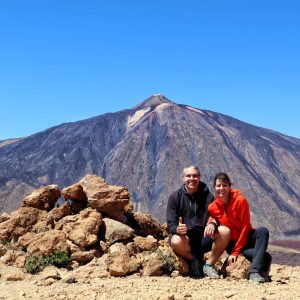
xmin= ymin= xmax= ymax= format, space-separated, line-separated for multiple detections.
xmin=224 ymin=291 xmax=235 ymax=298
xmin=171 ymin=270 xmax=180 ymax=277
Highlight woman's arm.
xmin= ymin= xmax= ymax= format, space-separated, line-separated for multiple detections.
xmin=229 ymin=197 xmax=252 ymax=257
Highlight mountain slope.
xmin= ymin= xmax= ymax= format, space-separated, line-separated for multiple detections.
xmin=1 ymin=94 xmax=299 ymax=237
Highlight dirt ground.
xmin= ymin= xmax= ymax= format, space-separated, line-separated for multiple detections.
xmin=0 ymin=245 xmax=299 ymax=300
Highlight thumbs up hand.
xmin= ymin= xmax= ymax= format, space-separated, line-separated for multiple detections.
xmin=176 ymin=217 xmax=187 ymax=235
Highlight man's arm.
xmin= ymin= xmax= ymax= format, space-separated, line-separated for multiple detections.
xmin=166 ymin=191 xmax=180 ymax=235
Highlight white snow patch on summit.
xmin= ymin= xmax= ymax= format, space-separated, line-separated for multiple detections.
xmin=155 ymin=103 xmax=172 ymax=113
xmin=127 ymin=107 xmax=151 ymax=127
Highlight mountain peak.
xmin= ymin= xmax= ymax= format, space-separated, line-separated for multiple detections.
xmin=133 ymin=94 xmax=173 ymax=110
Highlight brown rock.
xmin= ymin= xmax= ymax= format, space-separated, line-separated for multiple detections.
xmin=142 ymin=253 xmax=164 ymax=276
xmin=48 ymin=202 xmax=72 ymax=222
xmin=134 ymin=235 xmax=158 ymax=252
xmin=129 ymin=212 xmax=162 ymax=237
xmin=21 ymin=185 xmax=61 ymax=211
xmin=101 ymin=218 xmax=134 ymax=245
xmin=72 ymin=255 xmax=110 ymax=280
xmin=27 ymin=230 xmax=70 ymax=257
xmin=0 ymin=207 xmax=48 ymax=240
xmin=106 ymin=243 xmax=140 ymax=276
xmin=15 ymin=255 xmax=26 ymax=268
xmin=17 ymin=232 xmax=36 ymax=249
xmin=80 ymin=175 xmax=129 ymax=222
xmin=5 ymin=272 xmax=25 ymax=281
xmin=0 ymin=212 xmax=11 ymax=223
xmin=61 ymin=208 xmax=102 ymax=247
xmin=40 ymin=266 xmax=61 ymax=280
xmin=0 ymin=244 xmax=7 ymax=256
xmin=62 ymin=183 xmax=87 ymax=201
xmin=222 ymin=255 xmax=251 ymax=279
xmin=0 ymin=250 xmax=24 ymax=266
xmin=71 ymin=249 xmax=99 ymax=263
xmin=126 ymin=242 xmax=139 ymax=256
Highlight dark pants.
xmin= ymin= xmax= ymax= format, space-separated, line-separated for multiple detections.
xmin=169 ymin=230 xmax=214 ymax=259
xmin=187 ymin=230 xmax=214 ymax=259
xmin=227 ymin=227 xmax=272 ymax=274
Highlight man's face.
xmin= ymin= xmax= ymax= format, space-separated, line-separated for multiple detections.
xmin=183 ymin=167 xmax=200 ymax=192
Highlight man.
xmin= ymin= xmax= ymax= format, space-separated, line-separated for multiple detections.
xmin=167 ymin=165 xmax=230 ymax=278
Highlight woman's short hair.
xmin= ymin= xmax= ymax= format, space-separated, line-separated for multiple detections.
xmin=213 ymin=172 xmax=232 ymax=186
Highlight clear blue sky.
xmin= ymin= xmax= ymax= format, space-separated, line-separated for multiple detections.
xmin=1 ymin=0 xmax=299 ymax=140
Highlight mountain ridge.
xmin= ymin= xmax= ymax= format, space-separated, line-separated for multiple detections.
xmin=0 ymin=95 xmax=299 ymax=237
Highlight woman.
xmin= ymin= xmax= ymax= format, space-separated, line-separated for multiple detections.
xmin=208 ymin=172 xmax=272 ymax=283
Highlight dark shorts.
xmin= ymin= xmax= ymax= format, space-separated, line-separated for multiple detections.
xmin=169 ymin=231 xmax=214 ymax=257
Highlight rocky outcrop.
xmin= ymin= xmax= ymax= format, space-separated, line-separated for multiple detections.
xmin=0 ymin=174 xmax=265 ymax=281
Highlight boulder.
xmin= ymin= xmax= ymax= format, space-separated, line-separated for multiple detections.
xmin=71 ymin=249 xmax=100 ymax=263
xmin=0 ymin=207 xmax=48 ymax=240
xmin=80 ymin=175 xmax=129 ymax=222
xmin=134 ymin=235 xmax=158 ymax=252
xmin=106 ymin=243 xmax=140 ymax=276
xmin=221 ymin=255 xmax=251 ymax=279
xmin=141 ymin=252 xmax=164 ymax=276
xmin=62 ymin=183 xmax=87 ymax=201
xmin=72 ymin=255 xmax=110 ymax=280
xmin=27 ymin=230 xmax=70 ymax=257
xmin=100 ymin=218 xmax=134 ymax=245
xmin=21 ymin=185 xmax=61 ymax=211
xmin=128 ymin=212 xmax=162 ymax=237
xmin=60 ymin=208 xmax=102 ymax=247
xmin=47 ymin=202 xmax=72 ymax=222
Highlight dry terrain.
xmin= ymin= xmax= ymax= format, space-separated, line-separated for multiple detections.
xmin=0 ymin=245 xmax=299 ymax=300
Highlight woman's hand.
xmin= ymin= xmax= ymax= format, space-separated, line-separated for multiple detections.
xmin=227 ymin=255 xmax=237 ymax=265
xmin=204 ymin=223 xmax=216 ymax=237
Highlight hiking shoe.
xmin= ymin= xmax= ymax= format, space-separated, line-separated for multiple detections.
xmin=249 ymin=272 xmax=266 ymax=283
xmin=187 ymin=257 xmax=202 ymax=278
xmin=203 ymin=264 xmax=220 ymax=279
xmin=260 ymin=272 xmax=272 ymax=283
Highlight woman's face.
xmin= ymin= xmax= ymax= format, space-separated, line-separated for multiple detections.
xmin=215 ymin=178 xmax=230 ymax=202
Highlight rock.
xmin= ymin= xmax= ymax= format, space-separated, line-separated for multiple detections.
xmin=27 ymin=230 xmax=70 ymax=257
xmin=17 ymin=232 xmax=36 ymax=249
xmin=1 ymin=250 xmax=25 ymax=266
xmin=5 ymin=272 xmax=25 ymax=281
xmin=72 ymin=255 xmax=110 ymax=280
xmin=71 ymin=249 xmax=99 ymax=263
xmin=62 ymin=183 xmax=87 ymax=201
xmin=40 ymin=266 xmax=61 ymax=280
xmin=80 ymin=175 xmax=130 ymax=222
xmin=134 ymin=235 xmax=158 ymax=252
xmin=61 ymin=208 xmax=102 ymax=247
xmin=222 ymin=255 xmax=251 ymax=279
xmin=0 ymin=207 xmax=48 ymax=240
xmin=48 ymin=202 xmax=72 ymax=222
xmin=21 ymin=185 xmax=61 ymax=211
xmin=142 ymin=253 xmax=164 ymax=276
xmin=100 ymin=218 xmax=134 ymax=245
xmin=15 ymin=255 xmax=26 ymax=268
xmin=0 ymin=212 xmax=11 ymax=223
xmin=128 ymin=212 xmax=162 ymax=237
xmin=106 ymin=243 xmax=140 ymax=276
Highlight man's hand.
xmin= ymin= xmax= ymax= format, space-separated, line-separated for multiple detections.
xmin=204 ymin=222 xmax=216 ymax=237
xmin=227 ymin=255 xmax=237 ymax=265
xmin=176 ymin=217 xmax=187 ymax=235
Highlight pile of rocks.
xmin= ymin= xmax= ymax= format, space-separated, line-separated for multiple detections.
xmin=0 ymin=174 xmax=189 ymax=279
xmin=0 ymin=174 xmax=251 ymax=282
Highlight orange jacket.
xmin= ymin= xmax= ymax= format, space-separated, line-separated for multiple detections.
xmin=208 ymin=189 xmax=254 ymax=257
